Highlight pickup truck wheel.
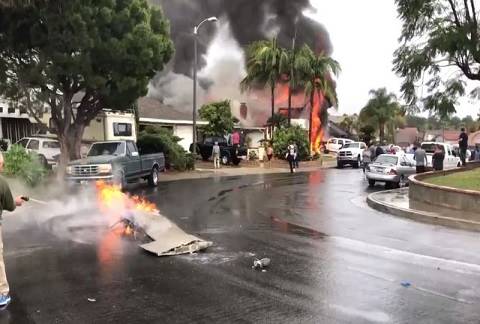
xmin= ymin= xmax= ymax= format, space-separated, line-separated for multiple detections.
xmin=368 ymin=179 xmax=375 ymax=187
xmin=148 ymin=167 xmax=159 ymax=187
xmin=201 ymin=154 xmax=210 ymax=161
xmin=221 ymin=154 xmax=230 ymax=165
xmin=114 ymin=172 xmax=126 ymax=191
xmin=337 ymin=161 xmax=344 ymax=169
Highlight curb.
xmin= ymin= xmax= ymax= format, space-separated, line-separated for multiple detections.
xmin=367 ymin=189 xmax=480 ymax=232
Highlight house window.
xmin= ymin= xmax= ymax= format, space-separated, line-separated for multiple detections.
xmin=7 ymin=107 xmax=15 ymax=114
xmin=113 ymin=123 xmax=132 ymax=136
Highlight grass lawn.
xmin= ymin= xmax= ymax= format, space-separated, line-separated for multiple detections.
xmin=425 ymin=168 xmax=480 ymax=191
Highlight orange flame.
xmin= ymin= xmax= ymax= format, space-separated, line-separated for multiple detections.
xmin=95 ymin=181 xmax=158 ymax=225
xmin=310 ymin=91 xmax=325 ymax=154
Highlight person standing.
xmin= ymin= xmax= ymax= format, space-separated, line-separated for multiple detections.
xmin=0 ymin=153 xmax=24 ymax=308
xmin=474 ymin=145 xmax=480 ymax=161
xmin=432 ymin=144 xmax=445 ymax=171
xmin=293 ymin=142 xmax=299 ymax=169
xmin=212 ymin=141 xmax=220 ymax=169
xmin=375 ymin=144 xmax=384 ymax=158
xmin=369 ymin=141 xmax=377 ymax=162
xmin=414 ymin=144 xmax=428 ymax=173
xmin=285 ymin=142 xmax=296 ymax=173
xmin=458 ymin=128 xmax=468 ymax=166
xmin=362 ymin=144 xmax=372 ymax=173
xmin=266 ymin=143 xmax=274 ymax=168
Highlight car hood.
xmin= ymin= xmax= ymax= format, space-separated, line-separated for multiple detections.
xmin=68 ymin=155 xmax=118 ymax=165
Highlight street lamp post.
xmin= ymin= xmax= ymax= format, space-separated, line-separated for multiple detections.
xmin=192 ymin=16 xmax=217 ymax=166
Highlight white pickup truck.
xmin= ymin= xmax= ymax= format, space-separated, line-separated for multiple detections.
xmin=420 ymin=142 xmax=461 ymax=169
xmin=337 ymin=142 xmax=367 ymax=168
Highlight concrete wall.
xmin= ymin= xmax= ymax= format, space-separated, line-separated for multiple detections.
xmin=409 ymin=162 xmax=480 ymax=214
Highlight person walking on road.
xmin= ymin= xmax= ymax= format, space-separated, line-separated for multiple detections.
xmin=432 ymin=144 xmax=445 ymax=171
xmin=0 ymin=153 xmax=24 ymax=308
xmin=362 ymin=144 xmax=372 ymax=173
xmin=414 ymin=144 xmax=428 ymax=173
xmin=286 ymin=142 xmax=296 ymax=173
xmin=458 ymin=128 xmax=468 ymax=166
xmin=266 ymin=143 xmax=274 ymax=168
xmin=375 ymin=143 xmax=384 ymax=157
xmin=212 ymin=141 xmax=221 ymax=169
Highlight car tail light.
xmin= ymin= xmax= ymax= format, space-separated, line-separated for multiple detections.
xmin=388 ymin=169 xmax=397 ymax=175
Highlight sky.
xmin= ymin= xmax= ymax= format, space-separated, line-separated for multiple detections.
xmin=307 ymin=0 xmax=477 ymax=118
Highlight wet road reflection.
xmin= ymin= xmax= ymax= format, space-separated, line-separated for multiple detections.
xmin=1 ymin=168 xmax=480 ymax=323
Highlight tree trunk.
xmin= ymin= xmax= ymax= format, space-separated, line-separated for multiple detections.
xmin=287 ymin=85 xmax=292 ymax=127
xmin=308 ymin=92 xmax=314 ymax=155
xmin=270 ymin=85 xmax=275 ymax=119
xmin=58 ymin=123 xmax=85 ymax=168
xmin=379 ymin=121 xmax=385 ymax=143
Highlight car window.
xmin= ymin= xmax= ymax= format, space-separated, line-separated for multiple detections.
xmin=88 ymin=142 xmax=125 ymax=156
xmin=360 ymin=143 xmax=366 ymax=149
xmin=375 ymin=155 xmax=398 ymax=165
xmin=421 ymin=143 xmax=436 ymax=153
xmin=27 ymin=139 xmax=39 ymax=150
xmin=343 ymin=143 xmax=360 ymax=148
xmin=330 ymin=139 xmax=337 ymax=144
xmin=42 ymin=141 xmax=60 ymax=149
xmin=113 ymin=123 xmax=132 ymax=136
xmin=338 ymin=140 xmax=343 ymax=145
xmin=17 ymin=138 xmax=29 ymax=148
xmin=126 ymin=141 xmax=137 ymax=154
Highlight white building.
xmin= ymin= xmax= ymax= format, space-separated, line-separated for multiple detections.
xmin=137 ymin=97 xmax=207 ymax=151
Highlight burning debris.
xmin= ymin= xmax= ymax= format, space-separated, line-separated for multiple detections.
xmin=96 ymin=181 xmax=212 ymax=256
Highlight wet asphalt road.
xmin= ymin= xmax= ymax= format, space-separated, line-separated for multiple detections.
xmin=1 ymin=168 xmax=480 ymax=323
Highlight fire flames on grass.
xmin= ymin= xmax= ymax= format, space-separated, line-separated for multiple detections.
xmin=95 ymin=181 xmax=158 ymax=237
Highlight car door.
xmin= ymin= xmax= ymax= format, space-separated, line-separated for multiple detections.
xmin=16 ymin=138 xmax=30 ymax=149
xmin=125 ymin=141 xmax=141 ymax=178
xmin=445 ymin=145 xmax=455 ymax=168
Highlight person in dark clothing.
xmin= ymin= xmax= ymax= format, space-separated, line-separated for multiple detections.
xmin=458 ymin=128 xmax=468 ymax=166
xmin=432 ymin=145 xmax=445 ymax=171
xmin=375 ymin=145 xmax=384 ymax=157
xmin=285 ymin=142 xmax=296 ymax=173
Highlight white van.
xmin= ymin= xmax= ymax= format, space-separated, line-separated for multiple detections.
xmin=325 ymin=138 xmax=353 ymax=153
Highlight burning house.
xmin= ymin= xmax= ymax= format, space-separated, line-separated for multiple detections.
xmin=147 ymin=0 xmax=336 ymax=155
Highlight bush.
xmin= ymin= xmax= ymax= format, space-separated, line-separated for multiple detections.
xmin=3 ymin=144 xmax=47 ymax=186
xmin=248 ymin=150 xmax=258 ymax=160
xmin=137 ymin=126 xmax=189 ymax=171
xmin=185 ymin=153 xmax=195 ymax=171
xmin=273 ymin=126 xmax=310 ymax=160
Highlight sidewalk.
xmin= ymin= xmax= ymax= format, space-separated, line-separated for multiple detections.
xmin=367 ymin=188 xmax=480 ymax=232
xmin=159 ymin=159 xmax=336 ymax=182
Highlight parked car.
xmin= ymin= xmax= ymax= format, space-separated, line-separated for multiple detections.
xmin=325 ymin=138 xmax=353 ymax=154
xmin=421 ymin=142 xmax=461 ymax=169
xmin=65 ymin=140 xmax=165 ymax=189
xmin=16 ymin=136 xmax=61 ymax=168
xmin=191 ymin=136 xmax=247 ymax=165
xmin=365 ymin=153 xmax=416 ymax=188
xmin=337 ymin=142 xmax=367 ymax=168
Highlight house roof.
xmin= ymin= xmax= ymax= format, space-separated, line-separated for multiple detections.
xmin=138 ymin=97 xmax=192 ymax=121
xmin=424 ymin=129 xmax=461 ymax=142
xmin=395 ymin=127 xmax=419 ymax=144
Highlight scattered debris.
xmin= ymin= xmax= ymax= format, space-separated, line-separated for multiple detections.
xmin=252 ymin=258 xmax=271 ymax=269
xmin=400 ymin=281 xmax=411 ymax=288
xmin=87 ymin=298 xmax=96 ymax=302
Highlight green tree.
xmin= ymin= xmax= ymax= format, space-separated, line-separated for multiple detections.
xmin=198 ymin=100 xmax=238 ymax=137
xmin=267 ymin=113 xmax=288 ymax=130
xmin=0 ymin=0 xmax=174 ymax=165
xmin=393 ymin=0 xmax=478 ymax=115
xmin=272 ymin=125 xmax=309 ymax=160
xmin=359 ymin=88 xmax=401 ymax=143
xmin=241 ymin=38 xmax=289 ymax=119
xmin=339 ymin=114 xmax=358 ymax=136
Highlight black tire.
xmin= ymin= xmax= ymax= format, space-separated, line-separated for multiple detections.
xmin=114 ymin=171 xmax=126 ymax=191
xmin=337 ymin=161 xmax=344 ymax=169
xmin=201 ymin=154 xmax=210 ymax=161
xmin=148 ymin=167 xmax=159 ymax=187
xmin=324 ymin=149 xmax=329 ymax=154
xmin=221 ymin=154 xmax=230 ymax=165
xmin=353 ymin=158 xmax=360 ymax=169
xmin=393 ymin=182 xmax=400 ymax=189
xmin=232 ymin=158 xmax=241 ymax=166
xmin=38 ymin=154 xmax=49 ymax=169
xmin=368 ymin=179 xmax=375 ymax=187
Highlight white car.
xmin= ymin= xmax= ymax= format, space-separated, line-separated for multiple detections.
xmin=16 ymin=137 xmax=61 ymax=168
xmin=366 ymin=153 xmax=417 ymax=188
xmin=325 ymin=138 xmax=353 ymax=153
xmin=420 ymin=142 xmax=461 ymax=169
xmin=337 ymin=142 xmax=367 ymax=168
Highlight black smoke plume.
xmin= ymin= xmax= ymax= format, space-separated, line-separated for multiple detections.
xmin=149 ymin=0 xmax=332 ymax=76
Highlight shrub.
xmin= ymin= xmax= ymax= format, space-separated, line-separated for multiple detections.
xmin=3 ymin=144 xmax=47 ymax=186
xmin=248 ymin=150 xmax=258 ymax=160
xmin=273 ymin=126 xmax=310 ymax=160
xmin=137 ymin=126 xmax=189 ymax=171
xmin=185 ymin=153 xmax=195 ymax=171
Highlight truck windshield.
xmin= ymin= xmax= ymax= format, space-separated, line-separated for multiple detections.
xmin=88 ymin=142 xmax=125 ymax=156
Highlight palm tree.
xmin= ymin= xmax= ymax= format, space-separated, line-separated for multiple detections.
xmin=359 ymin=88 xmax=400 ymax=143
xmin=241 ymin=38 xmax=289 ymax=119
xmin=299 ymin=46 xmax=340 ymax=151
